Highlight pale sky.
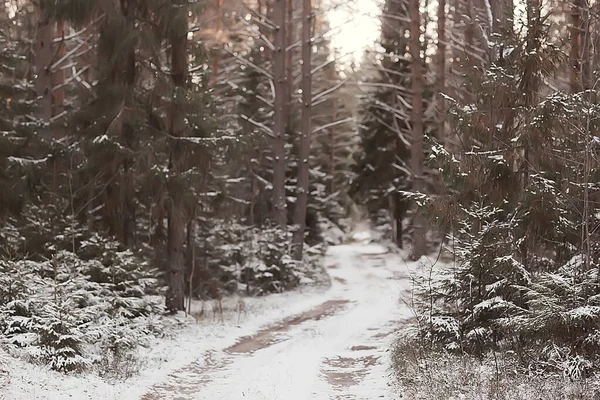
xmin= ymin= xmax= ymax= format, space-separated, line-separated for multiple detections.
xmin=325 ymin=0 xmax=531 ymax=69
xmin=325 ymin=0 xmax=382 ymax=67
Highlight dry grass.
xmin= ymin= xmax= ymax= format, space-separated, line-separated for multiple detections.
xmin=391 ymin=336 xmax=600 ymax=400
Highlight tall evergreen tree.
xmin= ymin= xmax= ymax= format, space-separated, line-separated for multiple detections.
xmin=351 ymin=0 xmax=412 ymax=245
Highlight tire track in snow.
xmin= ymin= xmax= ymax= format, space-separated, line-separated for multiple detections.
xmin=320 ymin=317 xmax=404 ymax=400
xmin=141 ymin=298 xmax=356 ymax=400
xmin=142 ymin=242 xmax=412 ymax=400
xmin=226 ymin=299 xmax=351 ymax=354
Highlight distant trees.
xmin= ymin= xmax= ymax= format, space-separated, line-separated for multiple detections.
xmin=351 ymin=0 xmax=413 ymax=245
xmin=351 ymin=0 xmax=434 ymax=256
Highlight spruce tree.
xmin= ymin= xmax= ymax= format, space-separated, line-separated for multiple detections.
xmin=412 ymin=4 xmax=600 ymax=376
xmin=0 ymin=5 xmax=43 ymax=219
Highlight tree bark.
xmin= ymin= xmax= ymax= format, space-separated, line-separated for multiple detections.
xmin=580 ymin=0 xmax=591 ymax=91
xmin=53 ymin=20 xmax=66 ymax=135
xmin=409 ymin=0 xmax=427 ymax=260
xmin=570 ymin=0 xmax=583 ymax=93
xmin=272 ymin=0 xmax=288 ymax=228
xmin=166 ymin=0 xmax=189 ymax=312
xmin=291 ymin=0 xmax=312 ymax=260
xmin=122 ymin=0 xmax=136 ymax=247
xmin=286 ymin=0 xmax=293 ymax=123
xmin=211 ymin=0 xmax=222 ymax=84
xmin=490 ymin=0 xmax=514 ymax=33
xmin=35 ymin=0 xmax=53 ymax=137
xmin=436 ymin=0 xmax=446 ymax=145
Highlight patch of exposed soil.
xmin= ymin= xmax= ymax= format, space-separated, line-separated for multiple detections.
xmin=350 ymin=345 xmax=377 ymax=351
xmin=226 ymin=299 xmax=351 ymax=354
xmin=141 ymin=351 xmax=229 ymax=400
xmin=322 ymin=355 xmax=381 ymax=389
xmin=142 ymin=299 xmax=352 ymax=398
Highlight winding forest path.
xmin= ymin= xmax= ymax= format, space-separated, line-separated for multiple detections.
xmin=142 ymin=243 xmax=413 ymax=400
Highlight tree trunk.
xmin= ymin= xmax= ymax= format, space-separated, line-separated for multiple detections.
xmin=328 ymin=100 xmax=336 ymax=195
xmin=166 ymin=0 xmax=189 ymax=312
xmin=490 ymin=0 xmax=514 ymax=33
xmin=291 ymin=0 xmax=312 ymax=260
xmin=580 ymin=0 xmax=591 ymax=91
xmin=35 ymin=0 xmax=53 ymax=137
xmin=462 ymin=0 xmax=476 ymax=105
xmin=570 ymin=0 xmax=583 ymax=93
xmin=409 ymin=0 xmax=427 ymax=260
xmin=211 ymin=0 xmax=222 ymax=85
xmin=186 ymin=210 xmax=197 ymax=301
xmin=286 ymin=0 xmax=293 ymax=122
xmin=436 ymin=0 xmax=446 ymax=145
xmin=53 ymin=20 xmax=66 ymax=136
xmin=272 ymin=0 xmax=288 ymax=228
xmin=122 ymin=0 xmax=136 ymax=247
xmin=392 ymin=193 xmax=406 ymax=248
xmin=167 ymin=202 xmax=186 ymax=311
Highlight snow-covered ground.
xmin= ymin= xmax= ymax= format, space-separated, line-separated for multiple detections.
xmin=2 ymin=241 xmax=420 ymax=400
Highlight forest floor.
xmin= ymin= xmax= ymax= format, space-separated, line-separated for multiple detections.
xmin=3 ymin=240 xmax=420 ymax=400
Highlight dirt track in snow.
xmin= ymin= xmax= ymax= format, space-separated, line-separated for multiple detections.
xmin=141 ymin=243 xmax=413 ymax=400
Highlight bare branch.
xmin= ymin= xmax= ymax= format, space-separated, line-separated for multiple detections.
xmin=222 ymin=48 xmax=274 ymax=80
xmin=50 ymin=35 xmax=92 ymax=72
xmin=312 ymin=117 xmax=354 ymax=136
xmin=312 ymin=79 xmax=347 ymax=103
xmin=241 ymin=114 xmax=274 ymax=137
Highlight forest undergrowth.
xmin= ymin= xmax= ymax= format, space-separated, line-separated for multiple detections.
xmin=0 ymin=210 xmax=338 ymax=378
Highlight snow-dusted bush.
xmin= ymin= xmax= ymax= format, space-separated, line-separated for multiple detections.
xmin=0 ymin=250 xmax=164 ymax=373
xmin=202 ymin=222 xmax=301 ymax=296
xmin=192 ymin=219 xmax=329 ymax=298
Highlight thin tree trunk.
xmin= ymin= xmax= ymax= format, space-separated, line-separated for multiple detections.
xmin=272 ymin=0 xmax=288 ymax=228
xmin=409 ymin=0 xmax=426 ymax=260
xmin=35 ymin=0 xmax=53 ymax=137
xmin=490 ymin=0 xmax=514 ymax=33
xmin=392 ymin=194 xmax=406 ymax=248
xmin=328 ymin=100 xmax=336 ymax=195
xmin=122 ymin=0 xmax=136 ymax=247
xmin=580 ymin=0 xmax=591 ymax=91
xmin=53 ymin=20 xmax=66 ymax=136
xmin=211 ymin=0 xmax=222 ymax=84
xmin=166 ymin=0 xmax=189 ymax=312
xmin=286 ymin=0 xmax=293 ymax=122
xmin=463 ymin=0 xmax=476 ymax=105
xmin=284 ymin=0 xmax=293 ymax=223
xmin=186 ymin=210 xmax=196 ymax=311
xmin=80 ymin=22 xmax=94 ymax=84
xmin=570 ymin=0 xmax=583 ymax=93
xmin=436 ymin=0 xmax=446 ymax=145
xmin=250 ymin=166 xmax=257 ymax=225
xmin=291 ymin=0 xmax=312 ymax=260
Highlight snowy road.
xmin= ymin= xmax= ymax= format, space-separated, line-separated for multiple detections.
xmin=142 ymin=243 xmax=414 ymax=400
